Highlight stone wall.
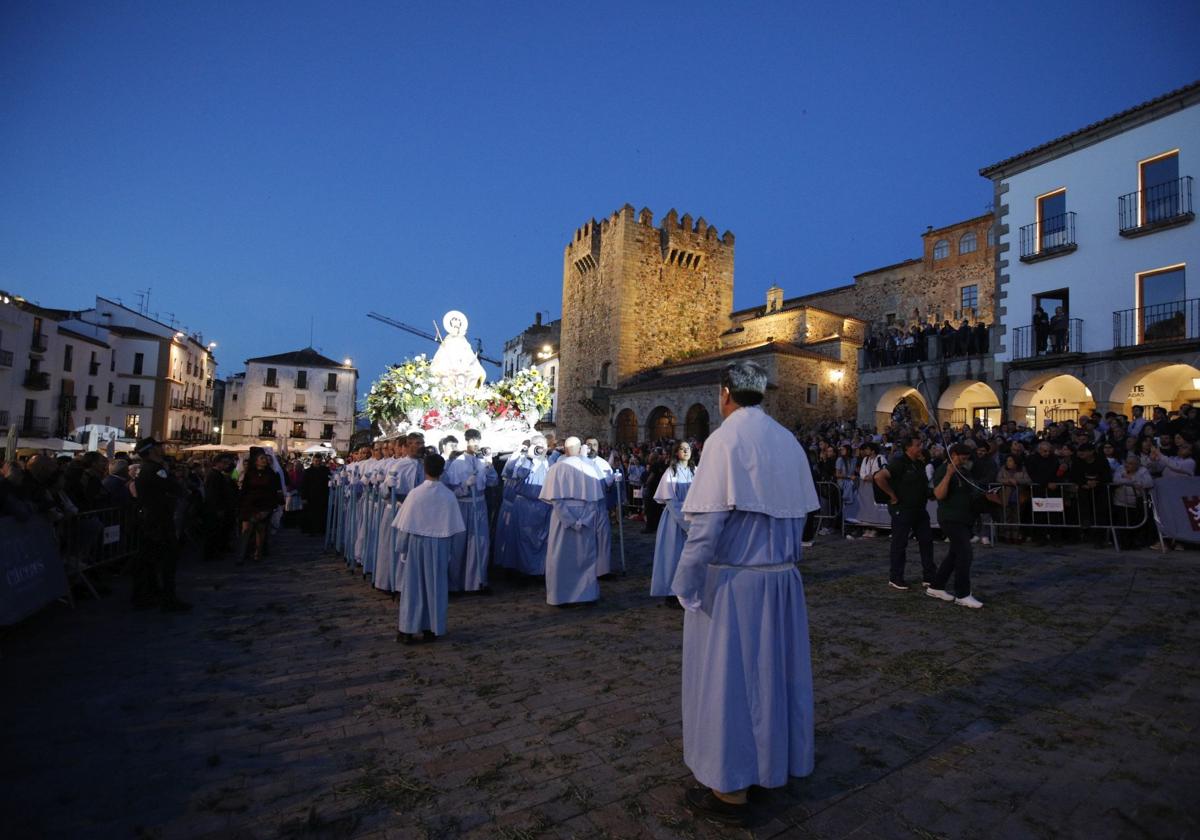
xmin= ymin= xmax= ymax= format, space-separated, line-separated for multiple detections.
xmin=558 ymin=205 xmax=734 ymax=439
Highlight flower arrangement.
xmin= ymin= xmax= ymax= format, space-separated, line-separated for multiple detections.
xmin=364 ymin=354 xmax=437 ymax=423
xmin=496 ymin=368 xmax=552 ymax=415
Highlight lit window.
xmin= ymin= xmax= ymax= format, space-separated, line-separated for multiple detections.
xmin=959 ymin=232 xmax=977 ymax=255
xmin=933 ymin=240 xmax=949 ymax=260
xmin=1137 ymin=265 xmax=1186 ymax=343
xmin=961 ymin=285 xmax=979 ymax=312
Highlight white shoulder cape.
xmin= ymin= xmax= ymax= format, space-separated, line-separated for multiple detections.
xmin=539 ymin=456 xmax=604 ymax=502
xmin=392 ymin=480 xmax=466 ymax=537
xmin=682 ymin=405 xmax=819 ymax=518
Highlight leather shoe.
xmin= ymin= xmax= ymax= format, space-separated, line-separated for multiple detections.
xmin=684 ymin=786 xmax=748 ymax=826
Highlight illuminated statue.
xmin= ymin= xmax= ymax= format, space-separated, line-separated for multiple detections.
xmin=430 ymin=310 xmax=486 ymax=393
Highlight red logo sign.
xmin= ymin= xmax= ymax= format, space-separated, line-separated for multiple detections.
xmin=1184 ymin=496 xmax=1200 ymax=531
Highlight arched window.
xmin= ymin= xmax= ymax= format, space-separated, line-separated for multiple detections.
xmin=933 ymin=239 xmax=949 ymax=260
xmin=685 ymin=404 xmax=710 ymax=440
xmin=959 ymin=231 xmax=977 ymax=254
xmin=647 ymin=406 xmax=676 ymax=441
xmin=600 ymin=361 xmax=612 ymax=386
xmin=986 ymin=225 xmax=995 ymax=247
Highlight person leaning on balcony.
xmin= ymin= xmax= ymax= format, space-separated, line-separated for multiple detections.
xmin=1033 ymin=305 xmax=1050 ymax=355
xmin=1050 ymin=306 xmax=1068 ymax=352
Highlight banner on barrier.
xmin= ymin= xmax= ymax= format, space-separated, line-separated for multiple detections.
xmin=1150 ymin=477 xmax=1200 ymax=544
xmin=1 ymin=517 xmax=68 ymax=626
xmin=1032 ymin=497 xmax=1065 ymax=513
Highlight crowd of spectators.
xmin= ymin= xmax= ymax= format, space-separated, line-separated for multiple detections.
xmin=864 ymin=319 xmax=991 ymax=368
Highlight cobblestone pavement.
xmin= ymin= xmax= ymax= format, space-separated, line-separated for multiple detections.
xmin=3 ymin=522 xmax=1199 ymax=839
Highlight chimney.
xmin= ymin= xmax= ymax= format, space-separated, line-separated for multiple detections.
xmin=535 ymin=312 xmax=542 ymax=326
xmin=766 ymin=285 xmax=784 ymax=313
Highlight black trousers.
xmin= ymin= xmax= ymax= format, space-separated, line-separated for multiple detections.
xmin=932 ymin=521 xmax=973 ymax=598
xmin=134 ymin=535 xmax=178 ymax=601
xmin=889 ymin=507 xmax=936 ymax=585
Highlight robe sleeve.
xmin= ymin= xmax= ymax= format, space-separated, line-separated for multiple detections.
xmin=670 ymin=510 xmax=727 ymax=611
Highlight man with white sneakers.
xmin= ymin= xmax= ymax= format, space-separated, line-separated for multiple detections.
xmin=926 ymin=442 xmax=984 ymax=609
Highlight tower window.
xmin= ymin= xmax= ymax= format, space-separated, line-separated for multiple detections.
xmin=933 ymin=240 xmax=949 ymax=260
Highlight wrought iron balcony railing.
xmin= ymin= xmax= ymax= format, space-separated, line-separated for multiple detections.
xmin=23 ymin=370 xmax=50 ymax=390
xmin=89 ymin=361 xmax=101 ymax=376
xmin=1119 ymin=176 xmax=1194 ymax=235
xmin=120 ymin=395 xmax=145 ymax=406
xmin=20 ymin=416 xmax=50 ymax=436
xmin=58 ymin=394 xmax=78 ymax=410
xmin=1019 ymin=212 xmax=1077 ymax=261
xmin=31 ymin=334 xmax=48 ymax=353
xmin=320 ymin=430 xmax=335 ymax=440
xmin=261 ymin=402 xmax=278 ymax=411
xmin=1114 ymin=298 xmax=1200 ymax=348
xmin=1011 ymin=318 xmax=1084 ymax=359
xmin=0 ymin=410 xmax=9 ymax=429
xmin=0 ymin=349 xmax=13 ymax=367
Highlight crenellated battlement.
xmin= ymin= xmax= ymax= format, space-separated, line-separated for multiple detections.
xmin=567 ymin=203 xmax=734 ymax=252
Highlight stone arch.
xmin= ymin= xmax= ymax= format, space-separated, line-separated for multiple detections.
xmin=684 ymin=403 xmax=711 ymax=441
xmin=646 ymin=405 xmax=677 ymax=441
xmin=1103 ymin=362 xmax=1200 ymax=416
xmin=874 ymin=385 xmax=930 ymax=428
xmin=937 ymin=380 xmax=1001 ymax=428
xmin=1010 ymin=372 xmax=1095 ymax=429
xmin=614 ymin=408 xmax=638 ymax=446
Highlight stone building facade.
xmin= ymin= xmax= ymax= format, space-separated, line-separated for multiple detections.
xmin=558 ymin=205 xmax=735 ymax=439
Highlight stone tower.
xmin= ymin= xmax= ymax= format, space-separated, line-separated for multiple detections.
xmin=558 ymin=203 xmax=735 ymax=439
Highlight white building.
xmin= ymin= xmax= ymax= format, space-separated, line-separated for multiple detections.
xmin=981 ymin=80 xmax=1200 ymax=427
xmin=0 ymin=290 xmax=219 ymax=453
xmin=221 ymin=348 xmax=357 ymax=453
xmin=501 ymin=313 xmax=560 ymax=424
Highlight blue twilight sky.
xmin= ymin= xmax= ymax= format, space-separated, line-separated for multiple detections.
xmin=2 ymin=1 xmax=1198 ymax=397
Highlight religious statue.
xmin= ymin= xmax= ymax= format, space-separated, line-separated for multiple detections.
xmin=430 ymin=310 xmax=487 ymax=393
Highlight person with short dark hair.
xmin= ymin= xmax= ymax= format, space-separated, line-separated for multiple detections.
xmin=392 ymin=452 xmax=465 ymax=644
xmin=927 ymin=443 xmax=983 ymax=608
xmin=132 ymin=438 xmax=190 ymax=612
xmin=874 ymin=436 xmax=936 ymax=590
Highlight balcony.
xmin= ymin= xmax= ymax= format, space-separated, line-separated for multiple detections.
xmin=1114 ymin=298 xmax=1200 ymax=348
xmin=0 ymin=410 xmax=8 ymax=429
xmin=324 ymin=383 xmax=338 ymax=392
xmin=30 ymin=334 xmax=48 ymax=353
xmin=20 ymin=416 xmax=50 ymax=436
xmin=1010 ymin=319 xmax=1083 ymax=360
xmin=58 ymin=394 xmax=78 ymax=411
xmin=323 ymin=407 xmax=337 ymax=415
xmin=1119 ymin=176 xmax=1194 ymax=237
xmin=293 ymin=404 xmax=307 ymax=414
xmin=89 ymin=361 xmax=100 ymax=376
xmin=23 ymin=370 xmax=50 ymax=390
xmin=289 ymin=430 xmax=309 ymax=439
xmin=1019 ymin=212 xmax=1077 ymax=262
xmin=120 ymin=395 xmax=145 ymax=406
xmin=258 ymin=426 xmax=276 ymax=438
xmin=320 ymin=431 xmax=335 ymax=441
xmin=861 ymin=326 xmax=992 ymax=369
xmin=261 ymin=402 xmax=278 ymax=412
xmin=0 ymin=349 xmax=13 ymax=367
xmin=264 ymin=377 xmax=278 ymax=388
xmin=85 ymin=395 xmax=99 ymax=411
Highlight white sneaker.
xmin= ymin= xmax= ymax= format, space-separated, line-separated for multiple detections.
xmin=954 ymin=595 xmax=984 ymax=609
xmin=818 ymin=528 xmax=832 ymax=536
xmin=862 ymin=529 xmax=876 ymax=539
xmin=801 ymin=541 xmax=814 ymax=548
xmin=970 ymin=536 xmax=981 ymax=544
xmin=981 ymin=536 xmax=991 ymax=546
xmin=845 ymin=534 xmax=856 ymax=540
xmin=926 ymin=587 xmax=954 ymax=602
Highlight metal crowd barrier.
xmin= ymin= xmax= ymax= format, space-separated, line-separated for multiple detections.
xmin=984 ymin=481 xmax=1154 ymax=550
xmin=57 ymin=504 xmax=142 ymax=602
xmin=810 ymin=481 xmax=844 ymax=539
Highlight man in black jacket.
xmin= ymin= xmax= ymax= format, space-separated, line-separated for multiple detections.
xmin=203 ymin=454 xmax=238 ymax=559
xmin=133 ymin=437 xmax=191 ymax=612
xmin=300 ymin=455 xmax=331 ymax=536
xmin=1023 ymin=441 xmax=1062 ymax=545
xmin=1067 ymin=443 xmax=1112 ymax=547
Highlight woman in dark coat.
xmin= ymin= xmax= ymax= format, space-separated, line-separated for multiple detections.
xmin=239 ymin=452 xmax=283 ymax=563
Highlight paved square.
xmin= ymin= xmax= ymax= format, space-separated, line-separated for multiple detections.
xmin=2 ymin=526 xmax=1198 ymax=839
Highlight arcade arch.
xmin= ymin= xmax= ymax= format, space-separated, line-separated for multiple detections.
xmin=937 ymin=380 xmax=1002 ymax=429
xmin=1010 ymin=373 xmax=1094 ymax=429
xmin=647 ymin=406 xmax=677 ymax=441
xmin=874 ymin=385 xmax=930 ymax=428
xmin=614 ymin=408 xmax=638 ymax=446
xmin=684 ymin=403 xmax=711 ymax=441
xmin=1106 ymin=362 xmax=1200 ymax=417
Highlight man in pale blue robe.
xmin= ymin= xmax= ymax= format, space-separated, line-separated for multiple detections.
xmin=540 ymin=437 xmax=602 ymax=606
xmin=442 ymin=429 xmax=497 ymax=593
xmin=650 ymin=442 xmax=694 ymax=604
xmin=393 ymin=454 xmax=465 ymax=643
xmin=374 ymin=433 xmax=425 ymax=593
xmin=512 ymin=436 xmax=552 ymax=577
xmin=361 ymin=442 xmax=397 ymax=580
xmin=671 ymin=360 xmax=819 ymax=827
xmin=493 ymin=443 xmax=530 ymax=571
xmin=583 ymin=438 xmax=615 ymax=577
